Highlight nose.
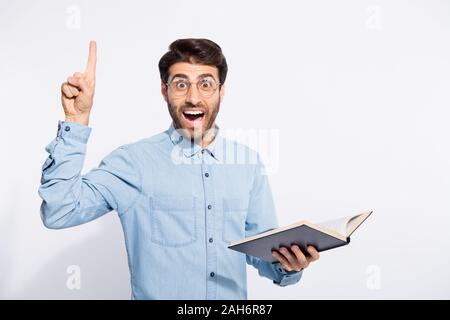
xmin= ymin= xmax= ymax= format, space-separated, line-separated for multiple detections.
xmin=185 ymin=84 xmax=202 ymax=105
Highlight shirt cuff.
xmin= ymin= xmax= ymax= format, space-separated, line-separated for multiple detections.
xmin=57 ymin=120 xmax=92 ymax=144
xmin=273 ymin=262 xmax=303 ymax=287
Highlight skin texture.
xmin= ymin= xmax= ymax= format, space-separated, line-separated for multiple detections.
xmin=161 ymin=62 xmax=224 ymax=147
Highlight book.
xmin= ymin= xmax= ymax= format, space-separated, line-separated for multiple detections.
xmin=228 ymin=210 xmax=372 ymax=263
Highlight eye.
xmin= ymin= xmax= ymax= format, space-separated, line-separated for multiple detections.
xmin=199 ymin=79 xmax=213 ymax=89
xmin=175 ymin=81 xmax=188 ymax=90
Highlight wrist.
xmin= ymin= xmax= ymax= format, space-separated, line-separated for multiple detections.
xmin=65 ymin=114 xmax=90 ymax=126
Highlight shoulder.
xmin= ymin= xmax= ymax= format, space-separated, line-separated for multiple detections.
xmin=101 ymin=131 xmax=169 ymax=167
xmin=118 ymin=131 xmax=169 ymax=154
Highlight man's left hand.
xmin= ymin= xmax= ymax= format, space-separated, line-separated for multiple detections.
xmin=272 ymin=245 xmax=320 ymax=272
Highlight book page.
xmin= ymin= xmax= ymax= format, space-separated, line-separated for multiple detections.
xmin=316 ymin=211 xmax=372 ymax=238
xmin=345 ymin=211 xmax=372 ymax=237
xmin=316 ymin=216 xmax=354 ymax=237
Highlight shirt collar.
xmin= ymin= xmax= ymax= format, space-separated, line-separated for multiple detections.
xmin=166 ymin=122 xmax=223 ymax=162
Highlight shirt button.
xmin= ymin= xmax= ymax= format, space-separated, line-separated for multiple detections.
xmin=210 ymin=272 xmax=215 ymax=278
xmin=209 ymin=237 xmax=213 ymax=243
xmin=201 ymin=149 xmax=205 ymax=154
xmin=205 ymin=172 xmax=209 ymax=177
xmin=65 ymin=126 xmax=71 ymax=132
xmin=207 ymin=204 xmax=212 ymax=210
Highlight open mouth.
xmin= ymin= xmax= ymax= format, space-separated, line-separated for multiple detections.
xmin=182 ymin=110 xmax=205 ymax=127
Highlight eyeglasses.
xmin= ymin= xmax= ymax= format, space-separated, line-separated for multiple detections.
xmin=166 ymin=77 xmax=221 ymax=98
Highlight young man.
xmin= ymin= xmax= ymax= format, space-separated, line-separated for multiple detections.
xmin=39 ymin=39 xmax=320 ymax=299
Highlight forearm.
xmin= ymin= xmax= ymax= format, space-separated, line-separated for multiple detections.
xmin=39 ymin=121 xmax=110 ymax=229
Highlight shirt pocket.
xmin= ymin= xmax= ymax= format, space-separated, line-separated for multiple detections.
xmin=150 ymin=195 xmax=197 ymax=247
xmin=222 ymin=197 xmax=249 ymax=244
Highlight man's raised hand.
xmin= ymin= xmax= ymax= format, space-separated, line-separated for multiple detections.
xmin=61 ymin=41 xmax=97 ymax=126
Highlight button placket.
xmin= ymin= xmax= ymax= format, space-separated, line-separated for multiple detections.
xmin=201 ymin=150 xmax=217 ymax=299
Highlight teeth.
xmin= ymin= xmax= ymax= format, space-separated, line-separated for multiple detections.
xmin=184 ymin=110 xmax=204 ymax=115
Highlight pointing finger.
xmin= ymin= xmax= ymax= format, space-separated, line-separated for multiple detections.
xmin=85 ymin=40 xmax=97 ymax=77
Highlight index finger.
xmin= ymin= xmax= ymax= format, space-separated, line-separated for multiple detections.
xmin=85 ymin=40 xmax=97 ymax=76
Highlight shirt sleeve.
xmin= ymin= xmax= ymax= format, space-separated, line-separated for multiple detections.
xmin=38 ymin=121 xmax=141 ymax=229
xmin=245 ymin=153 xmax=302 ymax=287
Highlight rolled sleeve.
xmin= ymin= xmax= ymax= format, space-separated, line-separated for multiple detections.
xmin=39 ymin=121 xmax=141 ymax=229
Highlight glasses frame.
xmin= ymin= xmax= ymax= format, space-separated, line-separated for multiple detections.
xmin=165 ymin=76 xmax=222 ymax=98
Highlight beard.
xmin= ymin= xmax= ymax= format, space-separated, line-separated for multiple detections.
xmin=167 ymin=99 xmax=220 ymax=143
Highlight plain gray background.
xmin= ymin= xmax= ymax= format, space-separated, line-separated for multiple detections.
xmin=0 ymin=0 xmax=449 ymax=299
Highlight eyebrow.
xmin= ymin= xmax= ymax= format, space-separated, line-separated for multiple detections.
xmin=170 ymin=73 xmax=217 ymax=82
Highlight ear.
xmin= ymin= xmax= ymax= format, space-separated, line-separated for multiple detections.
xmin=219 ymin=83 xmax=225 ymax=103
xmin=161 ymin=80 xmax=168 ymax=102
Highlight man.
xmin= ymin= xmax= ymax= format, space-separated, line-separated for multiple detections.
xmin=39 ymin=39 xmax=320 ymax=299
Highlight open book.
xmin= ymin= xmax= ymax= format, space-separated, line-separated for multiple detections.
xmin=228 ymin=210 xmax=372 ymax=263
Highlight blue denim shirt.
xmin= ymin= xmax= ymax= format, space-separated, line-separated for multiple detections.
xmin=38 ymin=121 xmax=302 ymax=299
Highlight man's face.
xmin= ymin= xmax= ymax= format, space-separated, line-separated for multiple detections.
xmin=162 ymin=62 xmax=225 ymax=141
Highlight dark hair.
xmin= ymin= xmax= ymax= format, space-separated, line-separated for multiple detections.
xmin=158 ymin=38 xmax=228 ymax=85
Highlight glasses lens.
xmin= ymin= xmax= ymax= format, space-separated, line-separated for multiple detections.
xmin=197 ymin=78 xmax=218 ymax=97
xmin=170 ymin=79 xmax=189 ymax=96
xmin=168 ymin=77 xmax=219 ymax=97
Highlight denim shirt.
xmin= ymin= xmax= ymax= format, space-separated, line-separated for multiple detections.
xmin=38 ymin=121 xmax=302 ymax=299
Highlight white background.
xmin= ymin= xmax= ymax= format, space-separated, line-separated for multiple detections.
xmin=0 ymin=0 xmax=449 ymax=299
